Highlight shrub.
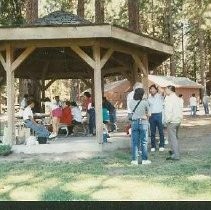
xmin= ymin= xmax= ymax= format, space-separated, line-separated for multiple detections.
xmin=0 ymin=145 xmax=12 ymax=156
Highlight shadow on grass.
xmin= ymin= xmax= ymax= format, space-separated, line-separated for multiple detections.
xmin=41 ymin=186 xmax=92 ymax=201
xmin=0 ymin=146 xmax=211 ymax=200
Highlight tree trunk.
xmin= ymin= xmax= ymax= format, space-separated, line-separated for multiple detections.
xmin=166 ymin=0 xmax=176 ymax=76
xmin=128 ymin=0 xmax=140 ymax=33
xmin=198 ymin=0 xmax=206 ymax=95
xmin=95 ymin=0 xmax=105 ymax=23
xmin=19 ymin=0 xmax=41 ymax=111
xmin=77 ymin=0 xmax=85 ymax=18
xmin=25 ymin=0 xmax=38 ymax=24
xmin=151 ymin=0 xmax=155 ymax=37
xmin=181 ymin=22 xmax=186 ymax=76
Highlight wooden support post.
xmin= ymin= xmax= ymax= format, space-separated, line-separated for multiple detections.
xmin=132 ymin=53 xmax=149 ymax=94
xmin=101 ymin=75 xmax=104 ymax=96
xmin=5 ymin=44 xmax=15 ymax=145
xmin=132 ymin=62 xmax=139 ymax=85
xmin=142 ymin=55 xmax=149 ymax=96
xmin=93 ymin=44 xmax=103 ymax=143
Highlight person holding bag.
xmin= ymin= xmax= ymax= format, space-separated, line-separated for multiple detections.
xmin=129 ymin=88 xmax=151 ymax=165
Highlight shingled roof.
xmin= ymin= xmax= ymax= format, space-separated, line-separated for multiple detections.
xmin=148 ymin=75 xmax=203 ymax=88
xmin=29 ymin=10 xmax=91 ymax=26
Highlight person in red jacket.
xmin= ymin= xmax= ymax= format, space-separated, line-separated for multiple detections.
xmin=60 ymin=101 xmax=72 ymax=125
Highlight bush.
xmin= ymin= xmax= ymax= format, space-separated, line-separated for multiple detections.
xmin=0 ymin=145 xmax=12 ymax=156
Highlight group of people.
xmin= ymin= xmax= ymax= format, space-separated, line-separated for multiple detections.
xmin=189 ymin=93 xmax=210 ymax=116
xmin=82 ymin=92 xmax=117 ymax=139
xmin=21 ymin=95 xmax=83 ymax=139
xmin=20 ymin=92 xmax=117 ymax=141
xmin=127 ymin=82 xmax=183 ymax=165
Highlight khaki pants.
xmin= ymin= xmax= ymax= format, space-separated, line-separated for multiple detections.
xmin=167 ymin=122 xmax=180 ymax=159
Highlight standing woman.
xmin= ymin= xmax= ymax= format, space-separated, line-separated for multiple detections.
xmin=50 ymin=96 xmax=62 ymax=138
xmin=129 ymin=88 xmax=151 ymax=165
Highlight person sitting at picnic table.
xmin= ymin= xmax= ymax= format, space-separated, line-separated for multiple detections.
xmin=50 ymin=96 xmax=62 ymax=138
xmin=23 ymin=99 xmax=54 ymax=139
xmin=70 ymin=101 xmax=83 ymax=125
xmin=60 ymin=101 xmax=72 ymax=125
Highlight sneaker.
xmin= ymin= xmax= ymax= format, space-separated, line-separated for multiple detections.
xmin=49 ymin=133 xmax=57 ymax=139
xmin=151 ymin=148 xmax=156 ymax=152
xmin=142 ymin=160 xmax=151 ymax=165
xmin=131 ymin=160 xmax=138 ymax=165
xmin=159 ymin=147 xmax=165 ymax=152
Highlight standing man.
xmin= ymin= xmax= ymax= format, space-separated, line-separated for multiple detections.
xmin=189 ymin=94 xmax=197 ymax=116
xmin=164 ymin=86 xmax=183 ymax=160
xmin=148 ymin=84 xmax=165 ymax=152
xmin=202 ymin=94 xmax=210 ymax=115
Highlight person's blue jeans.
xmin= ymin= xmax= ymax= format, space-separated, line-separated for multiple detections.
xmin=190 ymin=106 xmax=197 ymax=116
xmin=131 ymin=119 xmax=148 ymax=161
xmin=25 ymin=120 xmax=50 ymax=138
xmin=203 ymin=103 xmax=209 ymax=114
xmin=149 ymin=113 xmax=164 ymax=148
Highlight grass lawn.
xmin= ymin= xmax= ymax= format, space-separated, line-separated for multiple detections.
xmin=0 ymin=117 xmax=211 ymax=201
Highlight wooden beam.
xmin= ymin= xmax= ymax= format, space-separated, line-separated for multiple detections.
xmin=82 ymin=79 xmax=92 ymax=88
xmin=44 ymin=79 xmax=56 ymax=90
xmin=0 ymin=52 xmax=6 ymax=70
xmin=100 ymin=39 xmax=145 ymax=58
xmin=70 ymin=45 xmax=95 ymax=69
xmin=93 ymin=44 xmax=103 ymax=144
xmin=11 ymin=47 xmax=35 ymax=72
xmin=9 ymin=39 xmax=98 ymax=49
xmin=5 ymin=44 xmax=15 ymax=144
xmin=100 ymin=48 xmax=113 ymax=69
xmin=132 ymin=53 xmax=147 ymax=75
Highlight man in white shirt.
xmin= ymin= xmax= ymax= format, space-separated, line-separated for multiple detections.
xmin=164 ymin=85 xmax=183 ymax=160
xmin=189 ymin=94 xmax=197 ymax=116
xmin=148 ymin=84 xmax=165 ymax=152
xmin=23 ymin=99 xmax=53 ymax=139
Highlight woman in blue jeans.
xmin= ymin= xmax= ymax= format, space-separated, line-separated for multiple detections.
xmin=129 ymin=88 xmax=151 ymax=165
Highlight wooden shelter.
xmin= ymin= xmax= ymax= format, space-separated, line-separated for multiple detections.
xmin=0 ymin=11 xmax=173 ymax=145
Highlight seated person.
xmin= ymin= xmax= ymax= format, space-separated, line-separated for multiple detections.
xmin=23 ymin=99 xmax=54 ymax=139
xmin=60 ymin=101 xmax=72 ymax=125
xmin=70 ymin=101 xmax=83 ymax=125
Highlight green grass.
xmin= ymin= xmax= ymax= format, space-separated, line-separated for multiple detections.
xmin=0 ymin=148 xmax=211 ymax=201
xmin=0 ymin=145 xmax=12 ymax=156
